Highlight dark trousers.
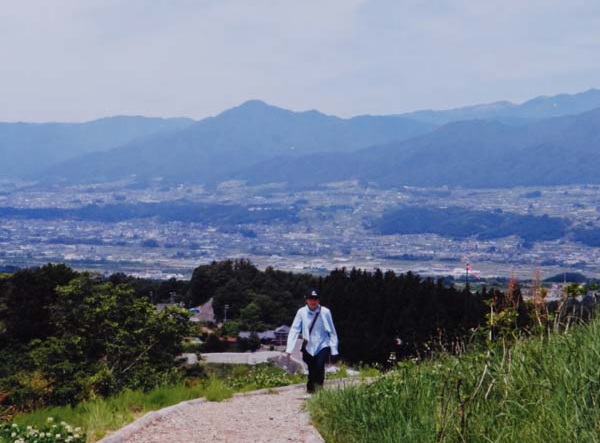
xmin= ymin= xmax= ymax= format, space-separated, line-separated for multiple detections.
xmin=302 ymin=346 xmax=330 ymax=393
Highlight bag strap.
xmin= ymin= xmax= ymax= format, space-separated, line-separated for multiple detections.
xmin=307 ymin=310 xmax=320 ymax=336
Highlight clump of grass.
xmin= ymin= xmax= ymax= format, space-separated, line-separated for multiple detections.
xmin=325 ymin=364 xmax=349 ymax=380
xmin=357 ymin=364 xmax=380 ymax=379
xmin=226 ymin=364 xmax=304 ymax=391
xmin=202 ymin=376 xmax=233 ymax=402
xmin=309 ymin=318 xmax=600 ymax=443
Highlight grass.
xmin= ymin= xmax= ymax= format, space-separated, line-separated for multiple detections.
xmin=11 ymin=383 xmax=210 ymax=442
xmin=10 ymin=363 xmax=302 ymax=442
xmin=308 ymin=319 xmax=600 ymax=443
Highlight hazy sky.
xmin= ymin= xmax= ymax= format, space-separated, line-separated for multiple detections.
xmin=1 ymin=0 xmax=599 ymax=122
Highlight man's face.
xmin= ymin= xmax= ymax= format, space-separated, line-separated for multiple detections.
xmin=306 ymin=297 xmax=319 ymax=310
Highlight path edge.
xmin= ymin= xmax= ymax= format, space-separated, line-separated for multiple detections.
xmin=96 ymin=377 xmax=367 ymax=443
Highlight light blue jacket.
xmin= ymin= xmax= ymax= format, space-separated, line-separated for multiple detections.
xmin=286 ymin=305 xmax=339 ymax=356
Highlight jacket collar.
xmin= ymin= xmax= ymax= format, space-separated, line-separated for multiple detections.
xmin=306 ymin=305 xmax=321 ymax=314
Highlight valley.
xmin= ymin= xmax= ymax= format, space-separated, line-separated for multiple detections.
xmin=1 ymin=179 xmax=599 ymax=280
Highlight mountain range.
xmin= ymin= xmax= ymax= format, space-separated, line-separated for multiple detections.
xmin=238 ymin=106 xmax=600 ymax=188
xmin=42 ymin=100 xmax=436 ymax=184
xmin=3 ymin=88 xmax=600 ymax=188
xmin=0 ymin=116 xmax=194 ymax=178
xmin=402 ymin=88 xmax=600 ymax=125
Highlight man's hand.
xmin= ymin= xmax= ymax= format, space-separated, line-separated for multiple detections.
xmin=330 ymin=354 xmax=339 ymax=364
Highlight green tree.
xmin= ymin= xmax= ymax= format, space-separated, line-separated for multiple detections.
xmin=18 ymin=273 xmax=190 ymax=406
xmin=240 ymin=302 xmax=262 ymax=330
xmin=0 ymin=264 xmax=76 ymax=345
xmin=221 ymin=320 xmax=241 ymax=338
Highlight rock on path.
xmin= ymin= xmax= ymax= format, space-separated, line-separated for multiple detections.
xmin=109 ymin=384 xmax=325 ymax=443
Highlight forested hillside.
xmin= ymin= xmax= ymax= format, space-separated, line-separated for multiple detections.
xmin=368 ymin=206 xmax=568 ymax=242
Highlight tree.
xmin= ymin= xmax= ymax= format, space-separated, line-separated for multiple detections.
xmin=0 ymin=264 xmax=76 ymax=345
xmin=221 ymin=320 xmax=241 ymax=338
xmin=19 ymin=273 xmax=190 ymax=406
xmin=239 ymin=302 xmax=262 ymax=330
xmin=238 ymin=332 xmax=261 ymax=352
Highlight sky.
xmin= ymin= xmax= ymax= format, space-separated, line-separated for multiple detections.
xmin=1 ymin=0 xmax=600 ymax=122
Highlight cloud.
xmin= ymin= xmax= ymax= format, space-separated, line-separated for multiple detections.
xmin=0 ymin=0 xmax=599 ymax=121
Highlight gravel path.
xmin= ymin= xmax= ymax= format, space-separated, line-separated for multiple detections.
xmin=102 ymin=383 xmax=326 ymax=443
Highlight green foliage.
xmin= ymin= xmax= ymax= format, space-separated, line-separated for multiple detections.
xmin=220 ymin=320 xmax=241 ymax=338
xmin=186 ymin=260 xmax=312 ymax=327
xmin=9 ymin=363 xmax=303 ymax=442
xmin=0 ymin=263 xmax=77 ymax=345
xmin=309 ymin=318 xmax=600 ymax=442
xmin=322 ymin=268 xmax=489 ymax=364
xmin=357 ymin=365 xmax=380 ymax=379
xmin=107 ymin=274 xmax=190 ymax=303
xmin=225 ymin=364 xmax=304 ymax=391
xmin=370 ymin=206 xmax=568 ymax=242
xmin=239 ymin=302 xmax=262 ymax=330
xmin=202 ymin=377 xmax=234 ymax=402
xmin=32 ymin=274 xmax=189 ymax=404
xmin=1 ymin=269 xmax=191 ymax=410
xmin=237 ymin=332 xmax=261 ymax=352
xmin=181 ymin=340 xmax=202 ymax=354
xmin=200 ymin=334 xmax=228 ymax=353
xmin=0 ymin=418 xmax=85 ymax=443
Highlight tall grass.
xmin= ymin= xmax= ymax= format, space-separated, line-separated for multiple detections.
xmin=309 ymin=318 xmax=600 ymax=442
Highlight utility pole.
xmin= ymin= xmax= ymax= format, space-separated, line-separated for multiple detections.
xmin=224 ymin=304 xmax=230 ymax=323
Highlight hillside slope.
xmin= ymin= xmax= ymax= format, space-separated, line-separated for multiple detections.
xmin=309 ymin=317 xmax=600 ymax=442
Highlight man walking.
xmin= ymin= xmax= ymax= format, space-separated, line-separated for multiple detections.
xmin=286 ymin=290 xmax=339 ymax=393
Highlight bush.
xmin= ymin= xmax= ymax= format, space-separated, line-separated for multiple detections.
xmin=237 ymin=332 xmax=261 ymax=352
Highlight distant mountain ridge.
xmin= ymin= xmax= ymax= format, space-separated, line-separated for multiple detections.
xmin=235 ymin=106 xmax=600 ymax=188
xmin=4 ymin=88 xmax=600 ymax=188
xmin=44 ymin=100 xmax=436 ymax=184
xmin=0 ymin=116 xmax=194 ymax=178
xmin=402 ymin=88 xmax=600 ymax=125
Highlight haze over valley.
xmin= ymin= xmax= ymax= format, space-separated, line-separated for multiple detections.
xmin=3 ymin=89 xmax=600 ymax=280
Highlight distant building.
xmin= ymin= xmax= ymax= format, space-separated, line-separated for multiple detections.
xmin=189 ymin=297 xmax=215 ymax=323
xmin=274 ymin=325 xmax=291 ymax=346
xmin=238 ymin=325 xmax=290 ymax=345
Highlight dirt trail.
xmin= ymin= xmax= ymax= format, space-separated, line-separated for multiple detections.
xmin=100 ymin=383 xmax=326 ymax=443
